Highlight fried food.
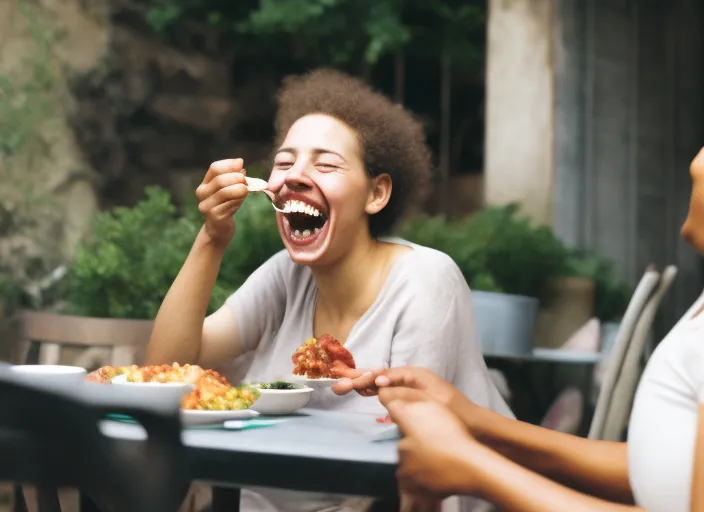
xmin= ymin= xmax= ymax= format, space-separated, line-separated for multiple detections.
xmin=291 ymin=334 xmax=355 ymax=379
xmin=85 ymin=363 xmax=259 ymax=410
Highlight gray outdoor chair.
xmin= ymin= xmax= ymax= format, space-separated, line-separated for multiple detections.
xmin=597 ymin=265 xmax=677 ymax=441
xmin=588 ymin=266 xmax=661 ymax=440
xmin=0 ymin=368 xmax=189 ymax=512
xmin=588 ymin=265 xmax=677 ymax=441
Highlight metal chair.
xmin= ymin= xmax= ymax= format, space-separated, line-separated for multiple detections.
xmin=588 ymin=266 xmax=661 ymax=440
xmin=597 ymin=265 xmax=677 ymax=441
xmin=0 ymin=368 xmax=189 ymax=512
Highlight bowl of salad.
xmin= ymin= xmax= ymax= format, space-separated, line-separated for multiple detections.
xmin=248 ymin=381 xmax=313 ymax=415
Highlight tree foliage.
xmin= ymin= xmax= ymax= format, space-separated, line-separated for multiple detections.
xmin=145 ymin=0 xmax=484 ymax=68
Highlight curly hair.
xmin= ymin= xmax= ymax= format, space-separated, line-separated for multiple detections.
xmin=274 ymin=68 xmax=432 ymax=237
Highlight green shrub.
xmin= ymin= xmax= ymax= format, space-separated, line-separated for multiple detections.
xmin=400 ymin=204 xmax=570 ymax=303
xmin=566 ymin=250 xmax=631 ymax=323
xmin=400 ymin=205 xmax=630 ymax=318
xmin=66 ymin=187 xmax=283 ymax=319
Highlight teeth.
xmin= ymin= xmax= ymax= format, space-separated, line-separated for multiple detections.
xmin=293 ymin=229 xmax=301 ymax=237
xmin=283 ymin=199 xmax=322 ymax=217
xmin=302 ymin=229 xmax=311 ymax=237
xmin=314 ymin=227 xmax=319 ymax=234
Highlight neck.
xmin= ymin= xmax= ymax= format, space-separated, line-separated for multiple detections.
xmin=311 ymin=231 xmax=386 ymax=318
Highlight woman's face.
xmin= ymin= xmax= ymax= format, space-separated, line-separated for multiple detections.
xmin=681 ymin=147 xmax=704 ymax=253
xmin=267 ymin=114 xmax=391 ymax=266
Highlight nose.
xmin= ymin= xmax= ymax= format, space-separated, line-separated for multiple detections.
xmin=283 ymin=159 xmax=313 ymax=191
xmin=681 ymin=217 xmax=694 ymax=245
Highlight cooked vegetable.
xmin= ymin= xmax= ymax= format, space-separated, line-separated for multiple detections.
xmin=251 ymin=381 xmax=303 ymax=390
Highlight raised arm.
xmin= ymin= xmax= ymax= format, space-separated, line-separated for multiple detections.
xmin=145 ymin=159 xmax=248 ymax=366
xmin=374 ymin=367 xmax=634 ymax=504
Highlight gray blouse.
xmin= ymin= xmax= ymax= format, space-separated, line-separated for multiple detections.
xmin=225 ymin=239 xmax=513 ymax=511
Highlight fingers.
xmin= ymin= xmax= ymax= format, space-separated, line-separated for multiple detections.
xmin=376 ymin=367 xmax=425 ymax=389
xmin=378 ymin=387 xmax=428 ymax=407
xmin=209 ymin=199 xmax=244 ymax=220
xmin=331 ymin=370 xmax=379 ymax=396
xmin=197 ymin=170 xmax=247 ymax=202
xmin=385 ymin=399 xmax=415 ymax=435
xmin=331 ymin=365 xmax=365 ymax=379
xmin=202 ymin=158 xmax=244 ymax=185
xmin=198 ymin=183 xmax=248 ymax=215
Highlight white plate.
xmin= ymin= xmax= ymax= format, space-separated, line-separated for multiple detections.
xmin=181 ymin=409 xmax=259 ymax=426
xmin=11 ymin=365 xmax=86 ymax=385
xmin=110 ymin=374 xmax=195 ymax=403
xmin=287 ymin=375 xmax=339 ymax=389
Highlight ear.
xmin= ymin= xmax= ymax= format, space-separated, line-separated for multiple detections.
xmin=365 ymin=173 xmax=392 ymax=215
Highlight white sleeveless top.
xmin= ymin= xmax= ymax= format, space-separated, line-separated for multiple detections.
xmin=628 ymin=291 xmax=704 ymax=511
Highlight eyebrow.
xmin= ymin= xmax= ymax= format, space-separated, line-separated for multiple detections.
xmin=276 ymin=147 xmax=347 ymax=161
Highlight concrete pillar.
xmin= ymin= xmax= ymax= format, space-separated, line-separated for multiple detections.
xmin=483 ymin=0 xmax=703 ymax=322
xmin=484 ymin=0 xmax=556 ymax=225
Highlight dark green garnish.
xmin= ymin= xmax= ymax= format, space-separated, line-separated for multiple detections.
xmin=251 ymin=381 xmax=303 ymax=390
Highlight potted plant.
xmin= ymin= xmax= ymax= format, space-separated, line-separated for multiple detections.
xmin=21 ymin=186 xmax=283 ymax=368
xmin=565 ymin=251 xmax=630 ymax=352
xmin=400 ymin=204 xmax=570 ymax=356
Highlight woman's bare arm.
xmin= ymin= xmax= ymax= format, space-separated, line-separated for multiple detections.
xmin=692 ymin=404 xmax=704 ymax=511
xmin=466 ymin=404 xmax=633 ymax=503
xmin=145 ymin=159 xmax=248 ymax=367
xmin=371 ymin=368 xmax=634 ymax=504
xmin=144 ymin=226 xmax=243 ymax=366
xmin=463 ymin=440 xmax=641 ymax=512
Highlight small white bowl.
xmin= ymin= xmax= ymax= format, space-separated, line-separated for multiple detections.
xmin=10 ymin=365 xmax=87 ymax=385
xmin=110 ymin=374 xmax=194 ymax=403
xmin=249 ymin=385 xmax=314 ymax=415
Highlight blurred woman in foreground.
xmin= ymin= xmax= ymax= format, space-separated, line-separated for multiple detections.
xmin=334 ymin=147 xmax=704 ymax=512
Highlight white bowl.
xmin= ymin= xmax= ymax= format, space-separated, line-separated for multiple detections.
xmin=10 ymin=365 xmax=87 ymax=385
xmin=110 ymin=374 xmax=194 ymax=403
xmin=249 ymin=386 xmax=314 ymax=415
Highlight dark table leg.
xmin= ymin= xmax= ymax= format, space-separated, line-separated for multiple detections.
xmin=36 ymin=487 xmax=61 ymax=512
xmin=211 ymin=487 xmax=241 ymax=512
xmin=79 ymin=492 xmax=102 ymax=512
xmin=370 ymin=497 xmax=401 ymax=511
xmin=12 ymin=485 xmax=28 ymax=512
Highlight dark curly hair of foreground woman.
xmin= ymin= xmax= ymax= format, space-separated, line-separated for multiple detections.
xmin=274 ymin=68 xmax=433 ymax=238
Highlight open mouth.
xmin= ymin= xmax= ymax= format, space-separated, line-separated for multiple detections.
xmin=282 ymin=199 xmax=329 ymax=242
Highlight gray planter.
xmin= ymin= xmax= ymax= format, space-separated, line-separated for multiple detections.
xmin=472 ymin=290 xmax=539 ymax=357
xmin=600 ymin=321 xmax=620 ymax=355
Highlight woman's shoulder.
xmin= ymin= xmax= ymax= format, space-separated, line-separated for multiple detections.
xmin=253 ymin=249 xmax=313 ymax=287
xmin=387 ymin=239 xmax=466 ymax=287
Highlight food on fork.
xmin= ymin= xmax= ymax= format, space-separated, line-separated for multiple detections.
xmin=291 ymin=334 xmax=355 ymax=379
xmin=85 ymin=363 xmax=259 ymax=411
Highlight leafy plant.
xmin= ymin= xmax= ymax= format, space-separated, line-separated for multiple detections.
xmin=66 ymin=187 xmax=283 ymax=320
xmin=145 ymin=0 xmax=483 ymax=68
xmin=566 ymin=250 xmax=632 ymax=323
xmin=0 ymin=1 xmax=57 ymax=157
xmin=0 ymin=272 xmax=19 ymax=317
xmin=399 ymin=204 xmax=570 ymax=303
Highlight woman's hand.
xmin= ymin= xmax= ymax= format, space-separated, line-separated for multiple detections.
xmin=331 ymin=365 xmax=384 ymax=397
xmin=385 ymin=393 xmax=481 ymax=499
xmin=376 ymin=367 xmax=463 ymax=410
xmin=195 ymin=158 xmax=249 ymax=247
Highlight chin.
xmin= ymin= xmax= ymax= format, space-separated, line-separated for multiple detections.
xmin=277 ymin=211 xmax=335 ymax=266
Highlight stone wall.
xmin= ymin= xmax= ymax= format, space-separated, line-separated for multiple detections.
xmin=0 ymin=0 xmax=277 ymax=294
xmin=0 ymin=0 xmax=105 ymax=289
